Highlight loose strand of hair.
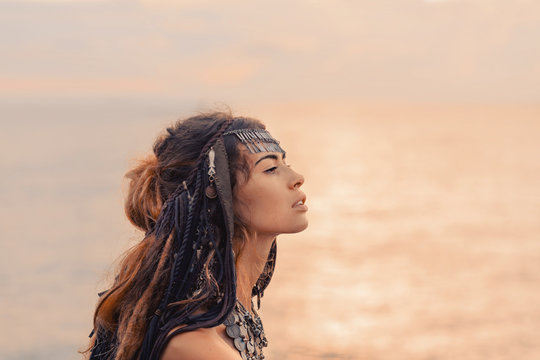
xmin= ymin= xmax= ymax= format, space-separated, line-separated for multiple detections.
xmin=114 ymin=230 xmax=175 ymax=359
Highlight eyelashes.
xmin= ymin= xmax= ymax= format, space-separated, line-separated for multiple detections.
xmin=264 ymin=163 xmax=291 ymax=174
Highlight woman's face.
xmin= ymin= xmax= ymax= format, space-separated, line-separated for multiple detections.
xmin=233 ymin=148 xmax=308 ymax=237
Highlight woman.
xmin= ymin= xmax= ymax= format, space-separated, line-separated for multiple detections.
xmin=86 ymin=112 xmax=308 ymax=360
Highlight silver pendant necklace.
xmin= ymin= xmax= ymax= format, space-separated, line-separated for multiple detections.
xmin=223 ymin=300 xmax=268 ymax=360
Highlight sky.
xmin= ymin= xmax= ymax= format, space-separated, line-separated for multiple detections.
xmin=0 ymin=0 xmax=539 ymax=104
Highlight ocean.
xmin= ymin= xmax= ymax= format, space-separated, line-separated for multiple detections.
xmin=1 ymin=99 xmax=539 ymax=359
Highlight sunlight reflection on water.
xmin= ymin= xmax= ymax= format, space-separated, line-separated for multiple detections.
xmin=1 ymin=101 xmax=539 ymax=359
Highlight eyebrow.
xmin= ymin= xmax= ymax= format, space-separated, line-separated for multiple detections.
xmin=254 ymin=152 xmax=286 ymax=167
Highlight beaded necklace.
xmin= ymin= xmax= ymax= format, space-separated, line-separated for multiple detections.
xmin=223 ymin=301 xmax=268 ymax=360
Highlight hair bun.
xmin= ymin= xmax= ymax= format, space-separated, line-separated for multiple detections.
xmin=124 ymin=154 xmax=162 ymax=232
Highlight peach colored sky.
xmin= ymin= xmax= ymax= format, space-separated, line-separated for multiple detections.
xmin=0 ymin=0 xmax=539 ymax=103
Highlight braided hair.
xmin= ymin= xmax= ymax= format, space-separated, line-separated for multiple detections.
xmin=85 ymin=112 xmax=277 ymax=360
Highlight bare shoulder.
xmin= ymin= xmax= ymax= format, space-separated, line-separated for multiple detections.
xmin=161 ymin=326 xmax=239 ymax=360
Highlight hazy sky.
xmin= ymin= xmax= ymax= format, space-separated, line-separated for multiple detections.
xmin=1 ymin=0 xmax=539 ymax=103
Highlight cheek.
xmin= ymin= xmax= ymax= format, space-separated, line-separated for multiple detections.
xmin=235 ymin=188 xmax=275 ymax=222
xmin=234 ymin=185 xmax=282 ymax=229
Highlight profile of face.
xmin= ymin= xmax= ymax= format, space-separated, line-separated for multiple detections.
xmin=233 ymin=147 xmax=308 ymax=238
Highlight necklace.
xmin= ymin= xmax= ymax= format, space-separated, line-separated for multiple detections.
xmin=223 ymin=300 xmax=268 ymax=360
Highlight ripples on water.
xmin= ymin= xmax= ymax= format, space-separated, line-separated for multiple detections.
xmin=1 ymin=101 xmax=539 ymax=359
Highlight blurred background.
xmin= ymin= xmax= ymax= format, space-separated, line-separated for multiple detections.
xmin=1 ymin=0 xmax=539 ymax=359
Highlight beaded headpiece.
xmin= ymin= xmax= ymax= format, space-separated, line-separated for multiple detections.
xmin=223 ymin=128 xmax=285 ymax=154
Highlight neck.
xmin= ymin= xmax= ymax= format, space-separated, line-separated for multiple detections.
xmin=235 ymin=232 xmax=275 ymax=313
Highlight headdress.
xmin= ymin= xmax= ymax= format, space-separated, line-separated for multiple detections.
xmin=223 ymin=128 xmax=285 ymax=154
xmin=90 ymin=122 xmax=283 ymax=360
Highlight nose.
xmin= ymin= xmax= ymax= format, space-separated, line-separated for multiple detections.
xmin=290 ymin=169 xmax=305 ymax=189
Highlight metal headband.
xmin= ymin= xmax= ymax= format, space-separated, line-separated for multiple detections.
xmin=223 ymin=128 xmax=285 ymax=154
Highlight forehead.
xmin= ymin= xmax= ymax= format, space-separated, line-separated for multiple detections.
xmin=238 ymin=146 xmax=286 ymax=165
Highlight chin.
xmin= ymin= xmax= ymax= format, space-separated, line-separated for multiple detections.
xmin=260 ymin=217 xmax=308 ymax=236
xmin=286 ymin=219 xmax=309 ymax=234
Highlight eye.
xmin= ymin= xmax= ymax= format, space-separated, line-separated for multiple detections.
xmin=264 ymin=166 xmax=278 ymax=174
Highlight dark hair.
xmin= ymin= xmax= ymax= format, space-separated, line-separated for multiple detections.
xmin=85 ymin=112 xmax=270 ymax=359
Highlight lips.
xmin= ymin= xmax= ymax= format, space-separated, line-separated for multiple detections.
xmin=292 ymin=193 xmax=308 ymax=210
